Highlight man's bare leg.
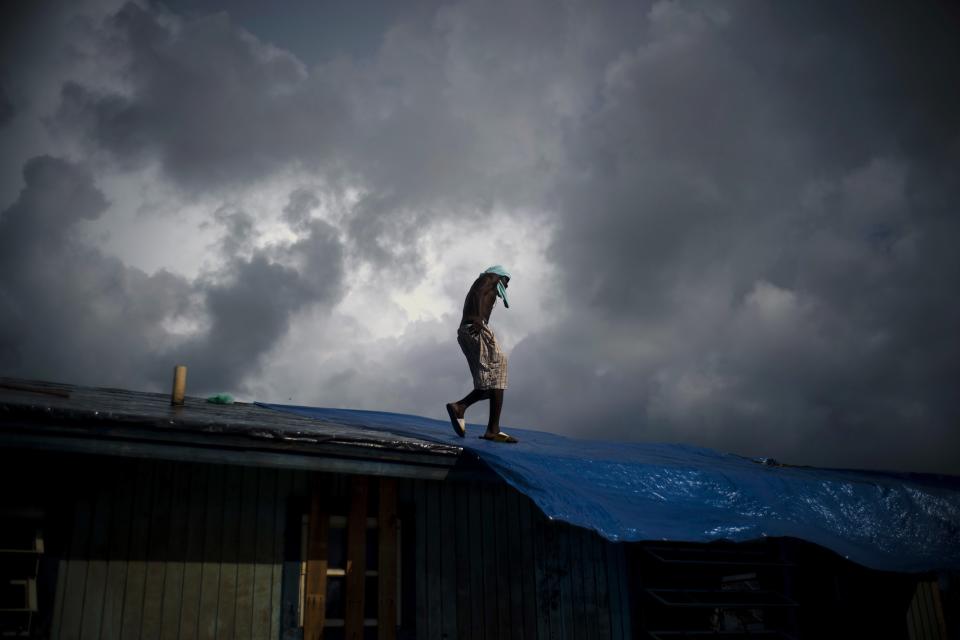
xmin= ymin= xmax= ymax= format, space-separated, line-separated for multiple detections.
xmin=481 ymin=389 xmax=517 ymax=442
xmin=446 ymin=389 xmax=490 ymax=437
xmin=485 ymin=389 xmax=503 ymax=436
xmin=450 ymin=389 xmax=490 ymax=417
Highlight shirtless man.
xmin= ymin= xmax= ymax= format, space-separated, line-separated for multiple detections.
xmin=445 ymin=265 xmax=518 ymax=443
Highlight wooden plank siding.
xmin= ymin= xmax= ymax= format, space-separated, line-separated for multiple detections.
xmin=304 ymin=473 xmax=330 ymax=640
xmin=197 ymin=463 xmax=225 ymax=640
xmin=251 ymin=468 xmax=278 ymax=639
xmin=178 ymin=464 xmax=210 ymax=640
xmin=101 ymin=461 xmax=137 ymax=639
xmin=160 ymin=458 xmax=193 ymax=640
xmin=439 ymin=483 xmax=458 ymax=640
xmin=234 ymin=466 xmax=261 ymax=640
xmin=413 ymin=480 xmax=427 ymax=640
xmin=215 ymin=464 xmax=244 ymax=640
xmin=907 ymin=579 xmax=949 ymax=640
xmin=121 ymin=459 xmax=159 ymax=638
xmin=344 ymin=476 xmax=368 ymax=640
xmin=53 ymin=466 xmax=94 ymax=640
xmin=142 ymin=461 xmax=175 ymax=639
xmin=50 ymin=459 xmax=632 ymax=640
xmin=467 ymin=483 xmax=485 ymax=640
xmin=378 ymin=478 xmax=398 ymax=640
xmin=453 ymin=483 xmax=472 ymax=640
xmin=407 ymin=478 xmax=630 ymax=640
xmin=481 ymin=484 xmax=500 ymax=639
xmin=51 ymin=460 xmax=298 ymax=640
xmin=78 ymin=466 xmax=112 ymax=640
xmin=271 ymin=471 xmax=294 ymax=637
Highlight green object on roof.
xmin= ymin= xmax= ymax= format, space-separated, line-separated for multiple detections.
xmin=206 ymin=393 xmax=234 ymax=404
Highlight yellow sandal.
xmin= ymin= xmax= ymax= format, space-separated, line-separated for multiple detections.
xmin=479 ymin=431 xmax=518 ymax=443
xmin=446 ymin=403 xmax=466 ymax=437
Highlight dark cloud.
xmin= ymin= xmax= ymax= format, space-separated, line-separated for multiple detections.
xmin=172 ymin=201 xmax=346 ymax=391
xmin=172 ymin=222 xmax=344 ymax=391
xmin=55 ymin=2 xmax=344 ymax=188
xmin=282 ymin=188 xmax=319 ymax=230
xmin=300 ymin=316 xmax=466 ymax=414
xmin=0 ymin=84 xmax=14 ymax=128
xmin=532 ymin=1 xmax=960 ymax=472
xmin=0 ymin=155 xmax=191 ymax=385
xmin=0 ymin=155 xmax=346 ymax=393
xmin=52 ymin=1 xmax=559 ymax=271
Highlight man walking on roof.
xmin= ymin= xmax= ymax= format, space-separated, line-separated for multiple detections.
xmin=446 ymin=265 xmax=518 ymax=443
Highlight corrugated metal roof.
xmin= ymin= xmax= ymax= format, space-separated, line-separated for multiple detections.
xmin=0 ymin=377 xmax=464 ymax=479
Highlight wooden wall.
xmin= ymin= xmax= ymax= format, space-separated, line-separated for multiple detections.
xmin=45 ymin=457 xmax=632 ymax=639
xmin=50 ymin=459 xmax=303 ymax=640
xmin=906 ymin=580 xmax=949 ymax=640
xmin=402 ymin=480 xmax=633 ymax=640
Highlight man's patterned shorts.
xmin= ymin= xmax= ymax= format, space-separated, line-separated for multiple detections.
xmin=457 ymin=323 xmax=508 ymax=390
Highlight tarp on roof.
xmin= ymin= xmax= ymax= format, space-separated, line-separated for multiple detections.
xmin=257 ymin=403 xmax=960 ymax=573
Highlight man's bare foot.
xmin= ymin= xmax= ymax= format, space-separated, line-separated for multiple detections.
xmin=479 ymin=430 xmax=518 ymax=443
xmin=446 ymin=403 xmax=466 ymax=437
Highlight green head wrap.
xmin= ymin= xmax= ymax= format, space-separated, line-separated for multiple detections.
xmin=483 ymin=265 xmax=511 ymax=309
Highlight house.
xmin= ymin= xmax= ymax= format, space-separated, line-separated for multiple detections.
xmin=1 ymin=376 xmax=956 ymax=639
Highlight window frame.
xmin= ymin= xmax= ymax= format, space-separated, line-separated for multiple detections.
xmin=297 ymin=514 xmax=402 ymax=631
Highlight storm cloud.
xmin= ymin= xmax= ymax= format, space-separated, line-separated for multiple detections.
xmin=0 ymin=155 xmax=191 ymax=386
xmin=1 ymin=0 xmax=958 ymax=473
xmin=0 ymin=155 xmax=345 ymax=391
xmin=528 ymin=2 xmax=960 ymax=471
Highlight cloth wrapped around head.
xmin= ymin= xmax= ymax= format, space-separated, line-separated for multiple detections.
xmin=483 ymin=265 xmax=511 ymax=309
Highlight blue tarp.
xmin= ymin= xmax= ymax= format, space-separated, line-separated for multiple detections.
xmin=257 ymin=403 xmax=960 ymax=573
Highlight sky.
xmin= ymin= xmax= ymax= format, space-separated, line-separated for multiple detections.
xmin=1 ymin=0 xmax=958 ymax=474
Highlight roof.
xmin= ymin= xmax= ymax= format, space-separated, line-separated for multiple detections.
xmin=4 ymin=376 xmax=958 ymax=573
xmin=0 ymin=377 xmax=464 ymax=480
xmin=262 ymin=402 xmax=960 ymax=574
